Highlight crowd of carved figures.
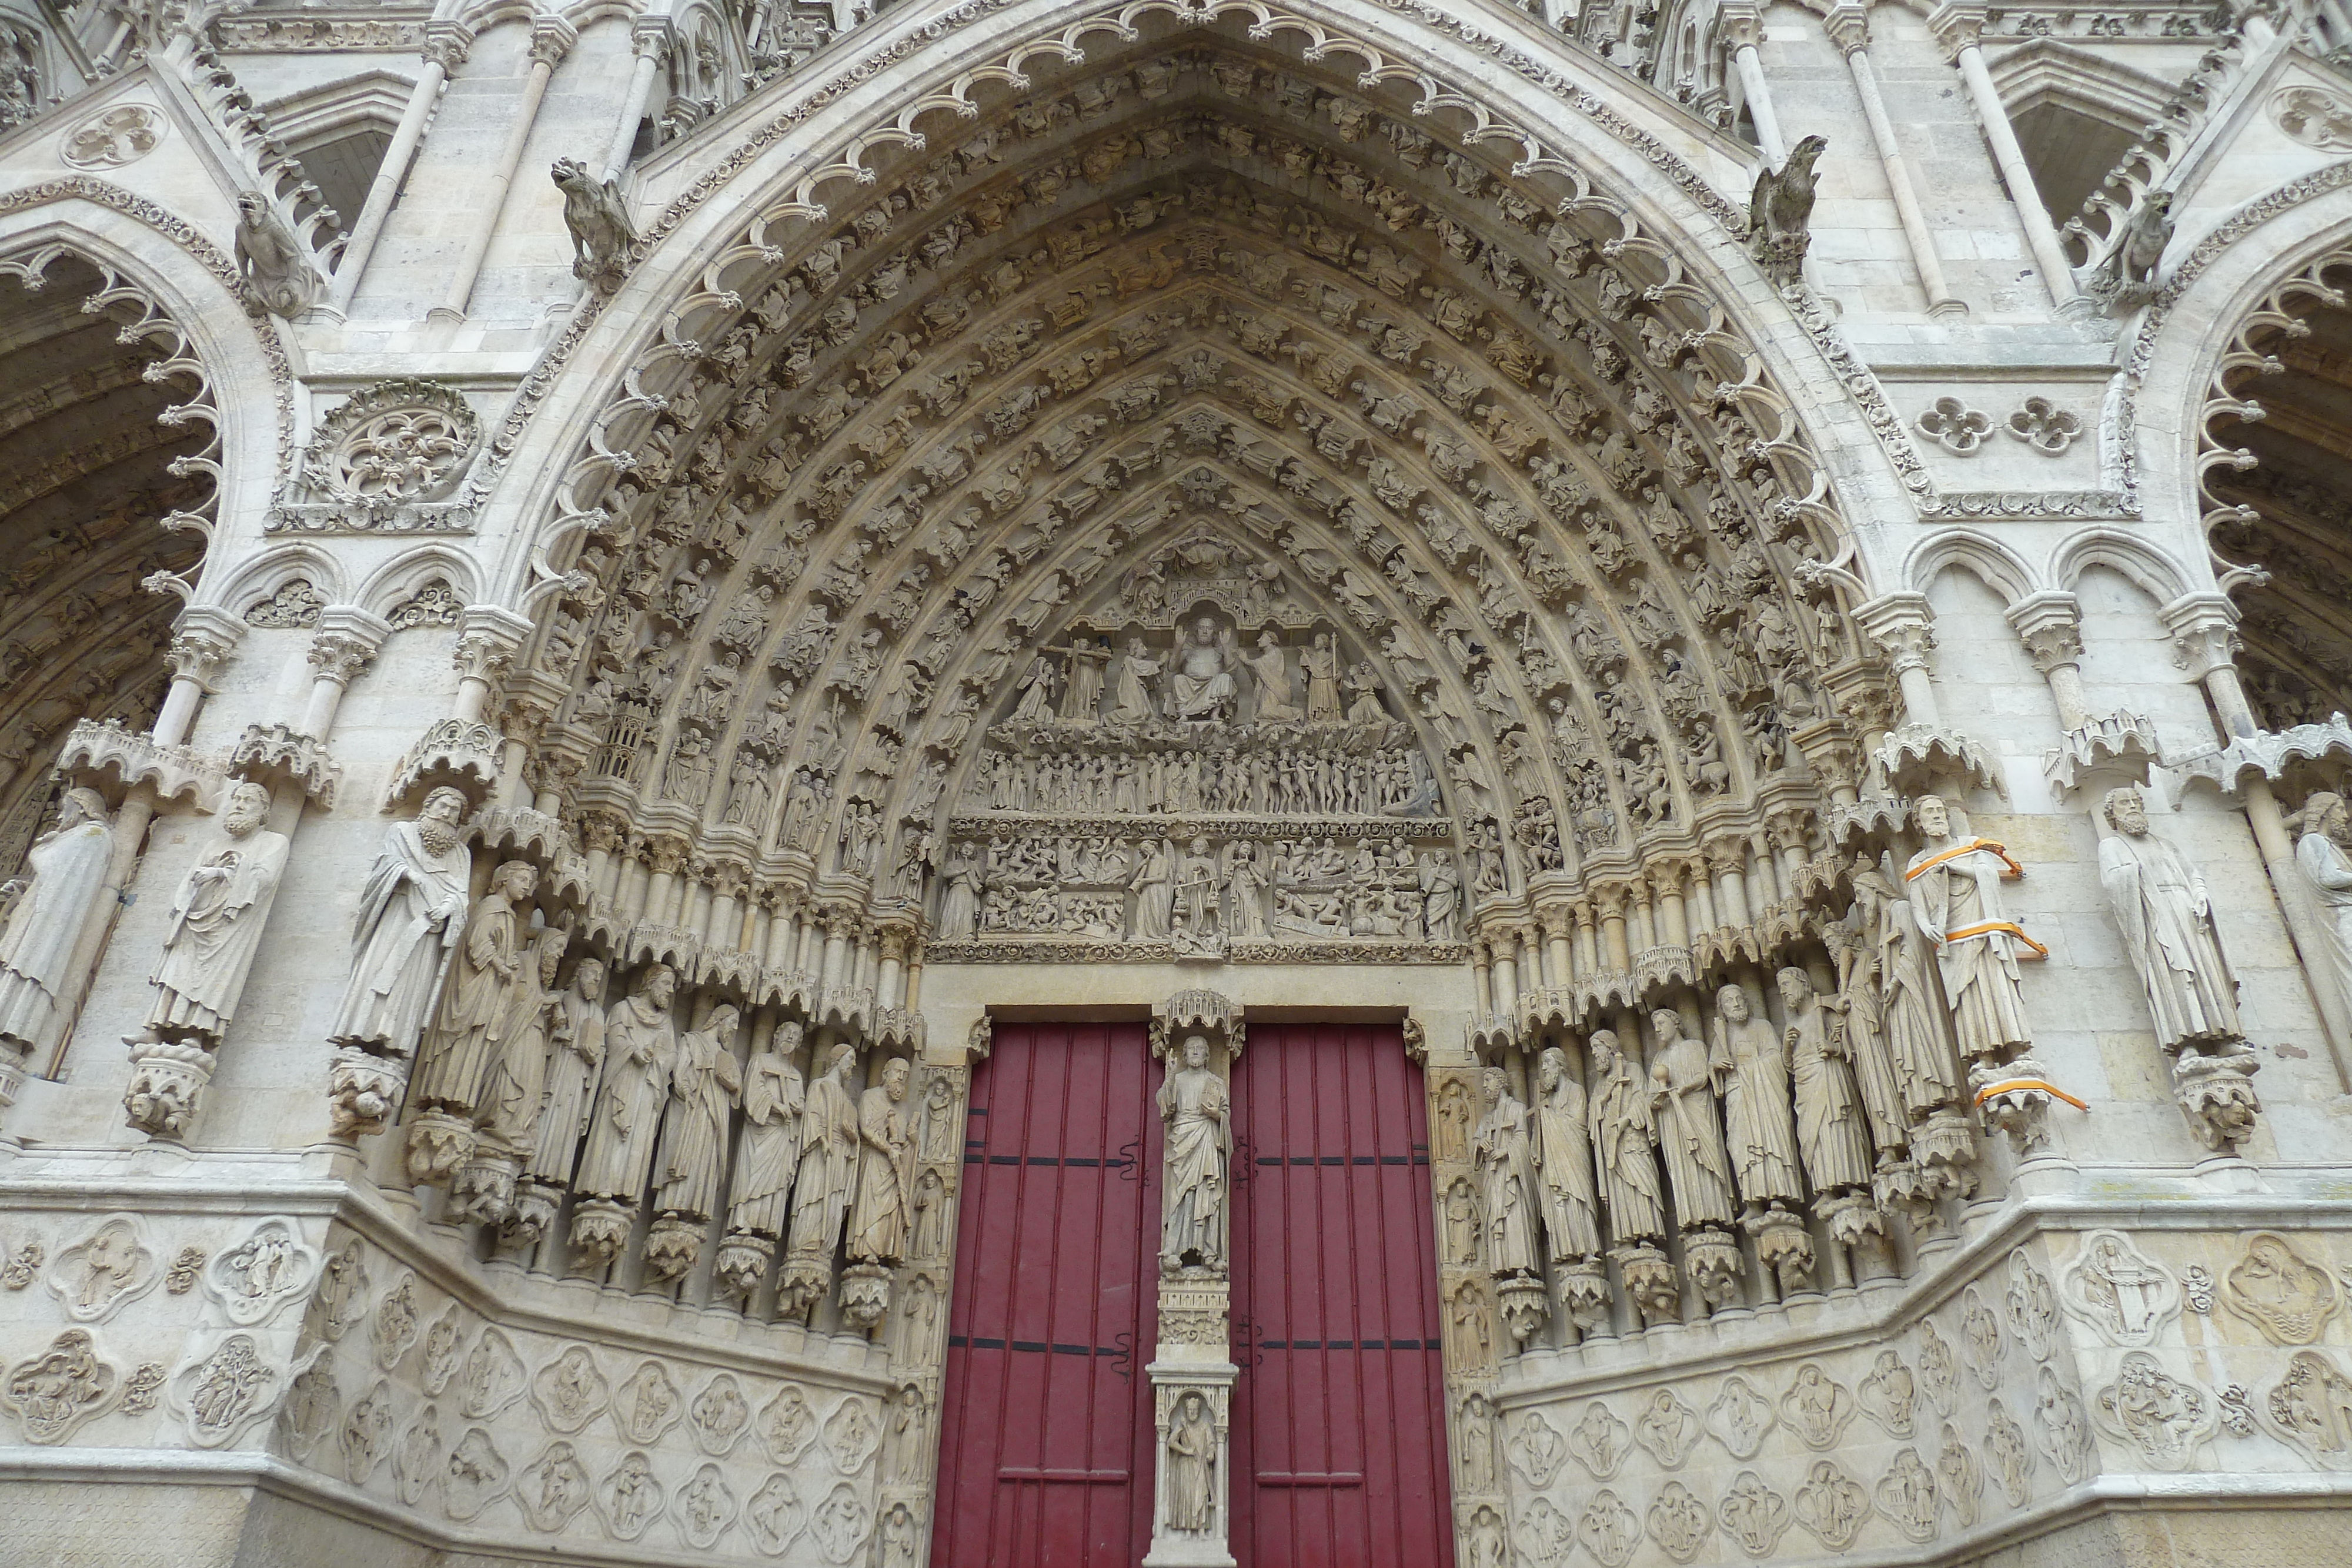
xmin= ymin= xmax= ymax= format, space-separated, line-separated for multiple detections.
xmin=516 ymin=47 xmax=1869 ymax=993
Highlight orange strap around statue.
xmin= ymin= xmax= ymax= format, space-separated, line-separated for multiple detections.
xmin=1942 ymin=920 xmax=2049 ymax=959
xmin=1903 ymin=837 xmax=2026 ymax=882
xmin=1973 ymin=1076 xmax=2090 ymax=1111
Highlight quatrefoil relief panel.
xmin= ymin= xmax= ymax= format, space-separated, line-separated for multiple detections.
xmin=2003 ymin=396 xmax=2083 ymax=454
xmin=1915 ymin=397 xmax=1992 ymax=454
xmin=300 ymin=379 xmax=481 ymax=506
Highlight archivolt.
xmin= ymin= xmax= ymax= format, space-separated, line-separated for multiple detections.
xmin=489 ymin=22 xmax=1895 ymax=1008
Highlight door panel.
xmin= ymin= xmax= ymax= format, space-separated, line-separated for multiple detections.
xmin=933 ymin=1022 xmax=1158 ymax=1567
xmin=1230 ymin=1021 xmax=1453 ymax=1568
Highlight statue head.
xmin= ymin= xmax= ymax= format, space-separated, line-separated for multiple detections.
xmin=1651 ymin=1008 xmax=1683 ymax=1042
xmin=2102 ymin=786 xmax=2150 ymax=837
xmin=1915 ymin=794 xmax=1950 ymax=840
xmin=1716 ymin=984 xmax=1750 ymax=1022
xmin=235 ymin=190 xmax=268 ymax=225
xmin=1776 ymin=967 xmax=1813 ymax=1010
xmin=493 ymin=860 xmax=538 ymax=901
xmin=1192 ymin=614 xmax=1217 ymax=644
xmin=223 ymin=781 xmax=271 ymax=837
xmin=535 ymin=927 xmax=567 ymax=983
xmin=1258 ymin=630 xmax=1279 ymax=650
xmin=704 ymin=1002 xmax=740 ymax=1038
xmin=574 ymin=957 xmax=606 ymax=1000
xmin=1537 ymin=1046 xmax=1567 ymax=1091
xmin=1181 ymin=1034 xmax=1209 ymax=1069
xmin=60 ymin=787 xmax=109 ymax=831
xmin=1179 ymin=1389 xmax=1207 ymax=1420
xmin=777 ymin=1019 xmax=803 ymax=1050
xmin=421 ymin=785 xmax=469 ymax=828
xmin=1482 ymin=1064 xmax=1507 ymax=1102
xmin=642 ymin=963 xmax=676 ymax=1009
xmin=882 ymin=1057 xmax=911 ymax=1099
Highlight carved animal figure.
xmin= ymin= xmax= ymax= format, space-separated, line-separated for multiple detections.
xmin=552 ymin=158 xmax=637 ymax=295
xmin=1748 ymin=135 xmax=1827 ymax=286
xmin=234 ymin=192 xmax=318 ymax=317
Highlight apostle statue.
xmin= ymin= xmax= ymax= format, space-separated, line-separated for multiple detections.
xmin=2097 ymin=787 xmax=2243 ymax=1050
xmin=526 ymin=957 xmax=605 ymax=1185
xmin=1157 ymin=1034 xmax=1228 ymax=1273
xmin=727 ymin=1020 xmax=807 ymax=1238
xmin=575 ymin=964 xmax=679 ymax=1202
xmin=1168 ymin=616 xmax=1238 ymax=722
xmin=1648 ymin=1009 xmax=1736 ymax=1228
xmin=1712 ymin=983 xmax=1803 ymax=1212
xmin=479 ymin=927 xmax=569 ymax=1155
xmin=1473 ymin=1066 xmax=1540 ymax=1276
xmin=1779 ymin=967 xmax=1872 ymax=1193
xmin=1904 ymin=795 xmax=2036 ymax=1063
xmin=1246 ymin=632 xmax=1301 ymax=723
xmin=1163 ymin=1389 xmax=1218 ymax=1534
xmin=1588 ymin=1029 xmax=1665 ymax=1243
xmin=2295 ymin=791 xmax=2352 ymax=1011
xmin=785 ymin=1040 xmax=861 ymax=1262
xmin=0 ymin=786 xmax=112 ymax=1065
xmin=328 ymin=785 xmax=473 ymax=1062
xmin=1846 ymin=865 xmax=1960 ymax=1123
xmin=655 ymin=1002 xmax=744 ymax=1219
xmin=1532 ymin=1047 xmax=1602 ymax=1263
xmin=133 ymin=781 xmax=288 ymax=1049
xmin=1301 ymin=631 xmax=1341 ymax=721
xmin=848 ymin=1056 xmax=915 ymax=1263
xmin=410 ymin=860 xmax=539 ymax=1116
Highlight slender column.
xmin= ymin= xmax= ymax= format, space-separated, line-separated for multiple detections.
xmin=331 ymin=23 xmax=472 ymax=310
xmin=451 ymin=606 xmax=532 ymax=725
xmin=154 ymin=608 xmax=243 ymax=747
xmin=1930 ymin=4 xmax=2080 ymax=310
xmin=1827 ymin=5 xmax=1965 ymax=319
xmin=1856 ymin=594 xmax=1943 ymax=727
xmin=2009 ymin=594 xmax=2089 ymax=729
xmin=303 ymin=609 xmax=389 ymax=739
xmin=432 ymin=16 xmax=575 ymax=322
xmin=1720 ymin=4 xmax=1786 ymax=163
xmin=599 ymin=20 xmax=671 ymax=183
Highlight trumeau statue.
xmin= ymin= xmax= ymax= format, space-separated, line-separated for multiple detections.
xmin=1712 ymin=983 xmax=1803 ymax=1212
xmin=410 ymin=860 xmax=539 ymax=1116
xmin=131 ymin=781 xmax=287 ymax=1051
xmin=1158 ymin=1033 xmax=1228 ymax=1273
xmin=527 ymin=957 xmax=605 ymax=1185
xmin=1473 ymin=1066 xmax=1540 ymax=1276
xmin=1780 ymin=967 xmax=1872 ymax=1195
xmin=1589 ymin=1029 xmax=1665 ymax=1243
xmin=1648 ymin=1009 xmax=1735 ymax=1229
xmin=328 ymin=785 xmax=473 ymax=1062
xmin=1903 ymin=795 xmax=2036 ymax=1064
xmin=727 ymin=1020 xmax=807 ymax=1238
xmin=655 ymin=1002 xmax=744 ymax=1220
xmin=575 ymin=964 xmax=679 ymax=1202
xmin=1532 ymin=1047 xmax=1601 ymax=1263
xmin=848 ymin=1056 xmax=914 ymax=1263
xmin=2097 ymin=787 xmax=2242 ymax=1051
xmin=0 ymin=787 xmax=111 ymax=1062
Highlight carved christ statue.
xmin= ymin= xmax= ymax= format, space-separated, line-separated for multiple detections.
xmin=1904 ymin=795 xmax=2036 ymax=1062
xmin=1169 ymin=616 xmax=1238 ymax=721
xmin=327 ymin=785 xmax=473 ymax=1061
xmin=136 ymin=781 xmax=288 ymax=1047
xmin=1158 ymin=1034 xmax=1228 ymax=1273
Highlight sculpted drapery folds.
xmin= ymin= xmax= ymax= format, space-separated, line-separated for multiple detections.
xmin=1648 ymin=1008 xmax=1735 ymax=1230
xmin=2097 ymin=787 xmax=2243 ymax=1051
xmin=576 ymin=964 xmax=679 ymax=1203
xmin=1589 ymin=1029 xmax=1665 ymax=1244
xmin=656 ymin=1002 xmax=744 ymax=1221
xmin=1158 ymin=1033 xmax=1228 ymax=1274
xmin=786 ymin=1041 xmax=861 ymax=1263
xmin=1904 ymin=796 xmax=2036 ymax=1064
xmin=1474 ymin=1065 xmax=1541 ymax=1277
xmin=135 ymin=781 xmax=288 ymax=1048
xmin=1168 ymin=614 xmax=1239 ymax=722
xmin=1845 ymin=867 xmax=1962 ymax=1124
xmin=2296 ymin=793 xmax=2352 ymax=1009
xmin=1779 ymin=967 xmax=1872 ymax=1195
xmin=1533 ymin=1047 xmax=1602 ymax=1263
xmin=1712 ymin=982 xmax=1803 ymax=1212
xmin=527 ymin=958 xmax=605 ymax=1185
xmin=479 ymin=928 xmax=570 ymax=1156
xmin=0 ymin=788 xmax=112 ymax=1060
xmin=728 ymin=1019 xmax=807 ymax=1238
xmin=328 ymin=786 xmax=472 ymax=1062
xmin=848 ymin=1055 xmax=915 ymax=1263
xmin=410 ymin=860 xmax=540 ymax=1116
xmin=1164 ymin=1389 xmax=1218 ymax=1535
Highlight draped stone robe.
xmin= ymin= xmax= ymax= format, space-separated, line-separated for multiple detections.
xmin=1158 ymin=1061 xmax=1228 ymax=1269
xmin=1589 ymin=1049 xmax=1665 ymax=1243
xmin=2099 ymin=827 xmax=2241 ymax=1049
xmin=728 ymin=1048 xmax=806 ymax=1236
xmin=1649 ymin=1026 xmax=1735 ymax=1228
xmin=327 ymin=818 xmax=472 ymax=1059
xmin=786 ymin=1055 xmax=861 ymax=1259
xmin=0 ymin=803 xmax=112 ymax=1055
xmin=848 ymin=1080 xmax=915 ymax=1263
xmin=1473 ymin=1081 xmax=1540 ymax=1274
xmin=411 ymin=885 xmax=528 ymax=1114
xmin=144 ymin=820 xmax=289 ymax=1044
xmin=1534 ymin=1067 xmax=1602 ymax=1262
xmin=1715 ymin=1007 xmax=1803 ymax=1209
xmin=1786 ymin=989 xmax=1872 ymax=1192
xmin=575 ymin=991 xmax=677 ymax=1202
xmin=1906 ymin=837 xmax=2033 ymax=1060
xmin=527 ymin=984 xmax=606 ymax=1183
xmin=655 ymin=1015 xmax=743 ymax=1219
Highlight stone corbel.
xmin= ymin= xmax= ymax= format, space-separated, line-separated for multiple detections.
xmin=966 ymin=1014 xmax=994 ymax=1062
xmin=1876 ymin=721 xmax=2004 ymax=800
xmin=382 ymin=717 xmax=505 ymax=811
xmin=230 ymin=723 xmax=343 ymax=810
xmin=2043 ymin=711 xmax=2163 ymax=800
xmin=2161 ymin=716 xmax=2352 ymax=805
xmin=57 ymin=720 xmax=228 ymax=814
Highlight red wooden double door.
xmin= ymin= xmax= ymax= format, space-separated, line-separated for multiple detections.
xmin=931 ymin=1021 xmax=1453 ymax=1568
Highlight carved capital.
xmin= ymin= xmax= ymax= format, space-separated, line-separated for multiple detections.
xmin=1589 ymin=881 xmax=1629 ymax=920
xmin=419 ymin=21 xmax=474 ymax=72
xmin=1925 ymin=1 xmax=1986 ymax=59
xmin=1764 ymin=808 xmax=1813 ymax=854
xmin=1717 ymin=0 xmax=1765 ymax=49
xmin=306 ymin=630 xmax=375 ymax=687
xmin=527 ymin=15 xmax=577 ymax=68
xmin=166 ymin=606 xmax=246 ymax=691
xmin=630 ymin=16 xmax=673 ymax=62
xmin=1853 ymin=593 xmax=1936 ymax=674
xmin=2007 ymin=592 xmax=2085 ymax=674
xmin=1823 ymin=3 xmax=1872 ymax=53
xmin=645 ymin=834 xmax=691 ymax=877
xmin=579 ymin=811 xmax=626 ymax=854
xmin=1702 ymin=835 xmax=1749 ymax=875
xmin=2160 ymin=591 xmax=2241 ymax=680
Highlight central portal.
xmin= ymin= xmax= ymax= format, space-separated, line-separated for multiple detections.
xmin=934 ymin=1018 xmax=1451 ymax=1567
